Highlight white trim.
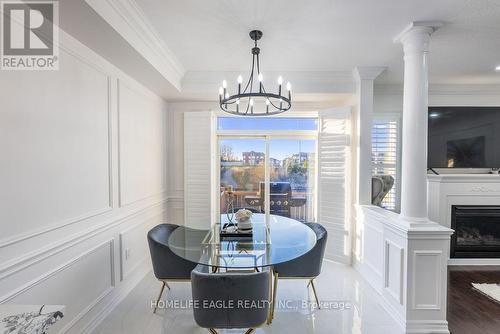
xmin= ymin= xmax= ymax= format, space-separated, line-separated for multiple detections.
xmin=0 ymin=199 xmax=166 ymax=280
xmin=215 ymin=117 xmax=319 ymax=224
xmin=0 ymin=239 xmax=115 ymax=303
xmin=85 ymin=0 xmax=185 ymax=91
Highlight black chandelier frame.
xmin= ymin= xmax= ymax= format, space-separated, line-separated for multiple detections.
xmin=219 ymin=30 xmax=292 ymax=116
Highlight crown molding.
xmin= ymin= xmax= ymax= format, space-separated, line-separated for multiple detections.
xmin=393 ymin=21 xmax=444 ymax=44
xmin=85 ymin=0 xmax=185 ymax=91
xmin=375 ymin=83 xmax=500 ymax=96
xmin=353 ymin=66 xmax=387 ymax=81
xmin=181 ymin=70 xmax=356 ymax=96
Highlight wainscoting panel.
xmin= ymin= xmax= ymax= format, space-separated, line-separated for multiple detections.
xmin=118 ymin=80 xmax=166 ymax=207
xmin=412 ymin=251 xmax=442 ymax=310
xmin=0 ymin=29 xmax=168 ymax=334
xmin=0 ymin=44 xmax=112 ymax=243
xmin=119 ymin=213 xmax=160 ymax=281
xmin=384 ymin=239 xmax=404 ymax=305
xmin=4 ymin=240 xmax=114 ymax=334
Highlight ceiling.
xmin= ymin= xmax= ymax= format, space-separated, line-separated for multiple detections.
xmin=72 ymin=0 xmax=500 ymax=100
xmin=135 ymin=0 xmax=500 ymax=84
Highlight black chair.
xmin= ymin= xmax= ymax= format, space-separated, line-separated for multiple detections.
xmin=147 ymin=224 xmax=198 ymax=313
xmin=269 ymin=223 xmax=328 ymax=322
xmin=191 ymin=265 xmax=270 ymax=334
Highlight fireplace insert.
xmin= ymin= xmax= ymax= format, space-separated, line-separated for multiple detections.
xmin=451 ymin=205 xmax=500 ymax=258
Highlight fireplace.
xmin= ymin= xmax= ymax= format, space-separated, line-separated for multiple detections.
xmin=451 ymin=205 xmax=500 ymax=258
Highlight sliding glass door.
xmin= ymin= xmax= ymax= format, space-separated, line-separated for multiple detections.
xmin=219 ymin=138 xmax=266 ymax=214
xmin=269 ymin=139 xmax=316 ymax=222
xmin=218 ymin=137 xmax=316 ymax=222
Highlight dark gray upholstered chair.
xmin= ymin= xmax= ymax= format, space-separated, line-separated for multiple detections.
xmin=191 ymin=265 xmax=270 ymax=334
xmin=147 ymin=224 xmax=198 ymax=313
xmin=270 ymin=223 xmax=327 ymax=322
xmin=371 ymin=175 xmax=395 ymax=207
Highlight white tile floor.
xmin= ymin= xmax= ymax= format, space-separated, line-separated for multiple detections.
xmin=93 ymin=261 xmax=403 ymax=334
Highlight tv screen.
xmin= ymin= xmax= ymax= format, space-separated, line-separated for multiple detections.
xmin=428 ymin=107 xmax=500 ymax=168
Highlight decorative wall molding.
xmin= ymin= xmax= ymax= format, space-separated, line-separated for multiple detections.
xmin=412 ymin=250 xmax=442 ymax=310
xmin=0 ymin=59 xmax=113 ymax=250
xmin=0 ymin=199 xmax=166 ymax=281
xmin=79 ymin=261 xmax=151 ymax=334
xmin=0 ymin=239 xmax=115 ymax=303
xmin=0 ymin=27 xmax=167 ymax=334
xmin=0 ymin=206 xmax=112 ymax=250
xmin=85 ymin=0 xmax=185 ymax=90
xmin=117 ymin=79 xmax=167 ymax=207
xmin=354 ymin=205 xmax=453 ymax=334
xmin=384 ymin=239 xmax=405 ymax=305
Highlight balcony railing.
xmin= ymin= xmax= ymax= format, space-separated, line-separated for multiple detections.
xmin=220 ymin=190 xmax=314 ymax=222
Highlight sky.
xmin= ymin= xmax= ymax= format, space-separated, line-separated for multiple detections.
xmin=220 ymin=139 xmax=315 ymax=161
xmin=218 ymin=117 xmax=317 ymax=160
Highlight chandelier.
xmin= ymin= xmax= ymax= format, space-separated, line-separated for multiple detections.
xmin=218 ymin=30 xmax=292 ymax=116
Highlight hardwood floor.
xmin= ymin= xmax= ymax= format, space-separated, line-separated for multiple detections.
xmin=448 ymin=267 xmax=500 ymax=334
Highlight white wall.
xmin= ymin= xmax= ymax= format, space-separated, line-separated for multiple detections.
xmin=0 ymin=30 xmax=168 ymax=333
xmin=374 ymin=84 xmax=500 ymax=114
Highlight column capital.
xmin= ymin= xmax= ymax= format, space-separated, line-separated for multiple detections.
xmin=353 ymin=66 xmax=386 ymax=82
xmin=394 ymin=21 xmax=443 ymax=54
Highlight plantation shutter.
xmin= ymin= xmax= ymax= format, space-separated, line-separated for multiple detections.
xmin=372 ymin=116 xmax=400 ymax=211
xmin=184 ymin=111 xmax=215 ymax=229
xmin=317 ymin=108 xmax=352 ymax=264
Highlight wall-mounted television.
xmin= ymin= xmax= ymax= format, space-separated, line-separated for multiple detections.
xmin=428 ymin=107 xmax=500 ymax=168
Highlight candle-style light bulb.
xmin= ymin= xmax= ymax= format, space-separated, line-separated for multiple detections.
xmin=258 ymin=73 xmax=263 ymax=82
xmin=222 ymin=80 xmax=227 ymax=97
xmin=279 ymin=98 xmax=283 ymax=110
xmin=250 ymin=98 xmax=254 ymax=114
xmin=237 ymin=75 xmax=242 ymax=94
xmin=286 ymin=82 xmax=291 ymax=91
xmin=278 ymin=76 xmax=283 ymax=96
xmin=225 ymin=92 xmax=229 ymax=99
xmin=236 ymin=99 xmax=240 ymax=113
xmin=266 ymin=99 xmax=270 ymax=113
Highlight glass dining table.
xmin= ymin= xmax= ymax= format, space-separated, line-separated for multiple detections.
xmin=168 ymin=213 xmax=317 ymax=270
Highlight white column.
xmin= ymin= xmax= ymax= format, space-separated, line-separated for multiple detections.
xmin=395 ymin=22 xmax=442 ymax=221
xmin=353 ymin=67 xmax=386 ymax=205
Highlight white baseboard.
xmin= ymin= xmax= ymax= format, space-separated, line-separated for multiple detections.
xmin=406 ymin=320 xmax=450 ymax=334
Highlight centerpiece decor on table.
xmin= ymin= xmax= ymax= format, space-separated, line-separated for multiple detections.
xmin=220 ymin=208 xmax=254 ymax=241
xmin=235 ymin=209 xmax=253 ymax=233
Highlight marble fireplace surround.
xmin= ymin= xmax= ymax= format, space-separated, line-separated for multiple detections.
xmin=428 ymin=173 xmax=500 ymax=265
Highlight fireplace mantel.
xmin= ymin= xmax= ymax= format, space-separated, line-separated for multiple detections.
xmin=428 ymin=174 xmax=500 ymax=265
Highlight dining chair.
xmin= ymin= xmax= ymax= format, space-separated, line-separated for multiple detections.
xmin=191 ymin=265 xmax=270 ymax=334
xmin=269 ymin=222 xmax=328 ymax=323
xmin=147 ymin=224 xmax=198 ymax=313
